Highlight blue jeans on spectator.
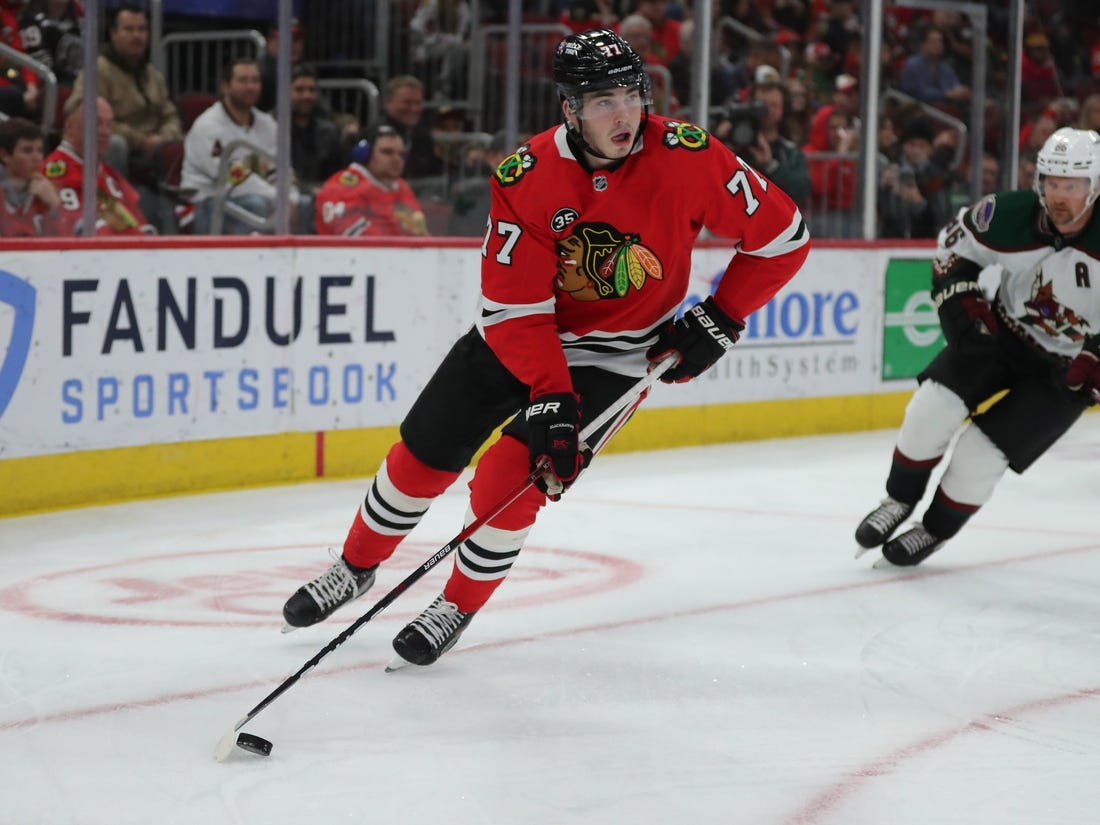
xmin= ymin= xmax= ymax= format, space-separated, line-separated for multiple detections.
xmin=193 ymin=194 xmax=272 ymax=235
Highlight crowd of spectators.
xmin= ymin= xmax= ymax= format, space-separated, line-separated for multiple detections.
xmin=2 ymin=0 xmax=1100 ymax=239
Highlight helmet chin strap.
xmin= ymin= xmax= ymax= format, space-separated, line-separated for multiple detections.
xmin=565 ymin=106 xmax=649 ymax=166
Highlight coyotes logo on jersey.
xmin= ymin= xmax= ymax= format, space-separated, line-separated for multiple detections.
xmin=555 ymin=221 xmax=663 ymax=302
xmin=1020 ymin=270 xmax=1089 ymax=342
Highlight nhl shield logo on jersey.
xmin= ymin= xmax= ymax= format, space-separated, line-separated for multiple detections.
xmin=494 ymin=146 xmax=535 ymax=187
xmin=970 ymin=194 xmax=996 ymax=232
xmin=662 ymin=121 xmax=709 ymax=152
xmin=554 ymin=221 xmax=663 ymax=302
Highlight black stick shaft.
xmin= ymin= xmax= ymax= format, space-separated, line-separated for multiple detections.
xmin=229 ymin=358 xmax=672 ymax=732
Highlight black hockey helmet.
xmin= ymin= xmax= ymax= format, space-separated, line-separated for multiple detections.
xmin=553 ymin=28 xmax=652 ymax=114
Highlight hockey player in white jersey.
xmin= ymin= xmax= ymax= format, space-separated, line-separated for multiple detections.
xmin=856 ymin=127 xmax=1100 ymax=566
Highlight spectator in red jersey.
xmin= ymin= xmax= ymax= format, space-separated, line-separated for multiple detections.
xmin=0 ymin=0 xmax=41 ymax=119
xmin=804 ymin=106 xmax=859 ymax=237
xmin=808 ymin=72 xmax=860 ymax=153
xmin=0 ymin=116 xmax=58 ymax=235
xmin=313 ymin=124 xmax=427 ymax=236
xmin=1020 ymin=32 xmax=1063 ymax=105
xmin=43 ymin=95 xmax=155 ymax=235
xmin=633 ymin=0 xmax=680 ymax=66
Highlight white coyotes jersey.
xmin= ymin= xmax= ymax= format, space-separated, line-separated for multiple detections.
xmin=936 ymin=190 xmax=1100 ymax=359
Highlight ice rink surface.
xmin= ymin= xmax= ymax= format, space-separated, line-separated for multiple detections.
xmin=3 ymin=415 xmax=1100 ymax=824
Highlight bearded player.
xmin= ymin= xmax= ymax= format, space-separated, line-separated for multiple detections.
xmin=282 ymin=29 xmax=810 ymax=667
xmin=856 ymin=127 xmax=1100 ymax=566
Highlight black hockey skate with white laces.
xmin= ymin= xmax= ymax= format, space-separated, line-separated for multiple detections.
xmin=281 ymin=551 xmax=377 ymax=631
xmin=387 ymin=594 xmax=475 ymax=669
xmin=854 ymin=496 xmax=915 ymax=556
xmin=879 ymin=525 xmax=944 ymax=567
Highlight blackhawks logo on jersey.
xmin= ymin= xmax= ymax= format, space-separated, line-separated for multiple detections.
xmin=494 ymin=145 xmax=535 ymax=187
xmin=45 ymin=159 xmax=67 ymax=179
xmin=662 ymin=121 xmax=709 ymax=152
xmin=555 ymin=221 xmax=663 ymax=302
xmin=1020 ymin=271 xmax=1088 ymax=342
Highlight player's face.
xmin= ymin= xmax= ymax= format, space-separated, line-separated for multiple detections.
xmin=4 ymin=137 xmax=44 ymax=179
xmin=1041 ymin=174 xmax=1093 ymax=231
xmin=572 ymin=86 xmax=643 ymax=165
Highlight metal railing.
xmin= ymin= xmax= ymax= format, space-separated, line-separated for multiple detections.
xmin=159 ymin=29 xmax=266 ymax=98
xmin=0 ymin=43 xmax=58 ymax=136
xmin=317 ymin=77 xmax=380 ymax=134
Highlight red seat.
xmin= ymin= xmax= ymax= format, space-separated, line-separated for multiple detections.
xmin=178 ymin=93 xmax=218 ymax=132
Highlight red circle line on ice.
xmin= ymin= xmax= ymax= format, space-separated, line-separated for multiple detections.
xmin=0 ymin=543 xmax=644 ymax=628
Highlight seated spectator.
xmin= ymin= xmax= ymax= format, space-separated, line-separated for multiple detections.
xmin=781 ymin=75 xmax=813 ymax=147
xmin=898 ymin=25 xmax=971 ymax=111
xmin=1020 ymin=32 xmax=1063 ymax=104
xmin=1079 ymin=93 xmax=1100 ymax=133
xmin=804 ymin=106 xmax=859 ymax=238
xmin=0 ymin=0 xmax=40 ymax=119
xmin=738 ymin=79 xmax=811 ymax=207
xmin=980 ymin=149 xmax=1000 ymax=195
xmin=258 ymin=17 xmax=305 ymax=113
xmin=409 ymin=0 xmax=471 ymax=101
xmin=414 ymin=103 xmax=471 ymax=181
xmin=667 ymin=19 xmax=739 ymax=111
xmin=380 ymin=74 xmax=437 ymax=179
xmin=182 ymin=57 xmax=298 ymax=235
xmin=314 ymin=124 xmax=428 ymax=237
xmin=287 ymin=63 xmax=344 ymax=193
xmin=877 ymin=115 xmax=953 ymax=239
xmin=43 ymin=96 xmax=155 ymax=235
xmin=560 ymin=0 xmax=617 ymax=35
xmin=634 ymin=0 xmax=681 ymax=66
xmin=71 ymin=3 xmax=181 ymax=227
xmin=808 ymin=73 xmax=860 ymax=149
xmin=448 ymin=129 xmax=516 ymax=236
xmin=1017 ymin=149 xmax=1037 ymax=191
xmin=18 ymin=0 xmax=83 ymax=89
xmin=0 ymin=116 xmax=59 ymax=235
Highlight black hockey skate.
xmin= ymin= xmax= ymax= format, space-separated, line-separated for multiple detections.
xmin=388 ymin=594 xmax=475 ymax=668
xmin=282 ymin=551 xmax=377 ymax=630
xmin=880 ymin=525 xmax=944 ymax=567
xmin=855 ymin=496 xmax=915 ymax=554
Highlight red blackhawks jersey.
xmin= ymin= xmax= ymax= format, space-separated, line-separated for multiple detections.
xmin=478 ymin=116 xmax=811 ymax=398
xmin=0 ymin=183 xmax=56 ymax=236
xmin=43 ymin=143 xmax=154 ymax=236
xmin=314 ymin=163 xmax=427 ymax=237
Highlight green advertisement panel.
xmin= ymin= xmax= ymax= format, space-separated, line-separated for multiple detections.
xmin=882 ymin=258 xmax=944 ymax=380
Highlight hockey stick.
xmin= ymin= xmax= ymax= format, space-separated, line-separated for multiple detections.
xmin=214 ymin=357 xmax=674 ymax=760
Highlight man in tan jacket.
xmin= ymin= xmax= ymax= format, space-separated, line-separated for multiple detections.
xmin=71 ymin=3 xmax=181 ymax=185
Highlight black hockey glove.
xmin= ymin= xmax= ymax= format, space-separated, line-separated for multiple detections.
xmin=1065 ymin=335 xmax=1100 ymax=405
xmin=645 ymin=297 xmax=744 ymax=384
xmin=525 ymin=392 xmax=583 ymax=500
xmin=931 ymin=276 xmax=999 ymax=353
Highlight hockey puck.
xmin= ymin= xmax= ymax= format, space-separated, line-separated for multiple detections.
xmin=236 ymin=732 xmax=273 ymax=757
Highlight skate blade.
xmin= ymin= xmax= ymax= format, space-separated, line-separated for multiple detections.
xmin=384 ymin=653 xmax=414 ymax=672
xmin=854 ymin=544 xmax=877 ymax=559
xmin=280 ymin=623 xmax=299 ymax=634
xmin=871 ymin=555 xmax=900 ymax=570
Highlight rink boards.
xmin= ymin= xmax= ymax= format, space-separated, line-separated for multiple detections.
xmin=0 ymin=237 xmax=936 ymax=515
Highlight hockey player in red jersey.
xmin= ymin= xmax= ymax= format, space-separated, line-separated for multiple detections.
xmin=282 ymin=29 xmax=810 ymax=666
xmin=44 ymin=96 xmax=155 ymax=236
xmin=856 ymin=127 xmax=1100 ymax=566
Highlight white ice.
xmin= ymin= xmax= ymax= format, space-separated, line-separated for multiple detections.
xmin=2 ymin=415 xmax=1100 ymax=824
